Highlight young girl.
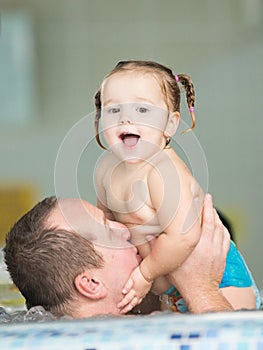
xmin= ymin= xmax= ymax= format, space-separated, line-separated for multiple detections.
xmin=94 ymin=60 xmax=260 ymax=314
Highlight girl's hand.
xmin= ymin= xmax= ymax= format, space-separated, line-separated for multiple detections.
xmin=117 ymin=266 xmax=153 ymax=314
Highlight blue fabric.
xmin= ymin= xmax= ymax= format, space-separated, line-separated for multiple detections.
xmin=164 ymin=240 xmax=261 ymax=310
xmin=220 ymin=241 xmax=253 ymax=288
xmin=220 ymin=241 xmax=261 ymax=308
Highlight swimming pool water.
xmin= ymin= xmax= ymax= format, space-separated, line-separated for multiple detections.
xmin=1 ymin=310 xmax=263 ymax=349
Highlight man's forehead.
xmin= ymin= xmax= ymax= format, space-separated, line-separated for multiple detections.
xmin=58 ymin=198 xmax=94 ymax=212
xmin=48 ymin=198 xmax=98 ymax=230
xmin=44 ymin=198 xmax=106 ymax=243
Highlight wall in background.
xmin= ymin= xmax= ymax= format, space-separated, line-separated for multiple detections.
xmin=0 ymin=0 xmax=263 ymax=288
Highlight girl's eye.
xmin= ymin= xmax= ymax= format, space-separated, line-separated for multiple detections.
xmin=108 ymin=107 xmax=120 ymax=114
xmin=102 ymin=106 xmax=120 ymax=115
xmin=136 ymin=107 xmax=149 ymax=114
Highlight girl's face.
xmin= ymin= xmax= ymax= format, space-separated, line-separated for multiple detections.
xmin=100 ymin=72 xmax=178 ymax=162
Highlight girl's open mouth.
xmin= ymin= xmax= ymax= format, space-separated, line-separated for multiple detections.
xmin=120 ymin=133 xmax=140 ymax=147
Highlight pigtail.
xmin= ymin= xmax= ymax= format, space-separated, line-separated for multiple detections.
xmin=176 ymin=74 xmax=196 ymax=134
xmin=94 ymin=90 xmax=107 ymax=150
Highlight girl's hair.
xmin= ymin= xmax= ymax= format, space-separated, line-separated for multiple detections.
xmin=94 ymin=60 xmax=196 ymax=149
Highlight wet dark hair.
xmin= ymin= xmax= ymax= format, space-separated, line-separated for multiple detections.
xmin=94 ymin=60 xmax=196 ymax=149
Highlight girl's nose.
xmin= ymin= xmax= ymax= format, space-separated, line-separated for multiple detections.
xmin=118 ymin=105 xmax=134 ymax=125
xmin=118 ymin=115 xmax=133 ymax=125
xmin=119 ymin=119 xmax=133 ymax=125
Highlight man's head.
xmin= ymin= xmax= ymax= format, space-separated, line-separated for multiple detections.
xmin=4 ymin=197 xmax=139 ymax=318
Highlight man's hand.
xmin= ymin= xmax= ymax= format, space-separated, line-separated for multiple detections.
xmin=169 ymin=193 xmax=233 ymax=313
xmin=117 ymin=266 xmax=153 ymax=314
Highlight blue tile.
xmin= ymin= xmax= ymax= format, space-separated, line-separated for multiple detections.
xmin=188 ymin=333 xmax=200 ymax=339
xmin=180 ymin=345 xmax=190 ymax=350
xmin=171 ymin=333 xmax=183 ymax=339
xmin=206 ymin=330 xmax=218 ymax=338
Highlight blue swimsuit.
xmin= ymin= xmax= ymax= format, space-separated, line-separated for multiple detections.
xmin=164 ymin=240 xmax=261 ymax=312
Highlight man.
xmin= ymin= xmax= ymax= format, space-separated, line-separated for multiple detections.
xmin=4 ymin=194 xmax=232 ymax=318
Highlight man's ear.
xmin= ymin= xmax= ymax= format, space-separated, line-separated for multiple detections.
xmin=164 ymin=112 xmax=180 ymax=138
xmin=75 ymin=271 xmax=107 ymax=300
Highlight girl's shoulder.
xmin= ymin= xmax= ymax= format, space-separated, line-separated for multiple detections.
xmin=165 ymin=148 xmax=194 ymax=177
xmin=148 ymin=148 xmax=195 ymax=187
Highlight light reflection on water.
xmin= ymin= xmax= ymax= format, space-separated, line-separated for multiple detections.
xmin=0 ymin=306 xmax=57 ymax=323
xmin=0 ymin=305 xmax=127 ymax=324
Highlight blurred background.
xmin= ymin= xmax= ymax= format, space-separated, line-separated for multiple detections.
xmin=0 ymin=0 xmax=263 ymax=291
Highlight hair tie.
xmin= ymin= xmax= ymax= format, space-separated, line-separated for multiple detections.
xmin=189 ymin=106 xmax=194 ymax=113
xmin=174 ymin=75 xmax=179 ymax=83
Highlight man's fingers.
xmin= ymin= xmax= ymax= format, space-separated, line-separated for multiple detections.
xmin=214 ymin=208 xmax=221 ymax=223
xmin=222 ymin=227 xmax=231 ymax=257
xmin=213 ymin=208 xmax=230 ymax=253
xmin=202 ymin=194 xmax=215 ymax=238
